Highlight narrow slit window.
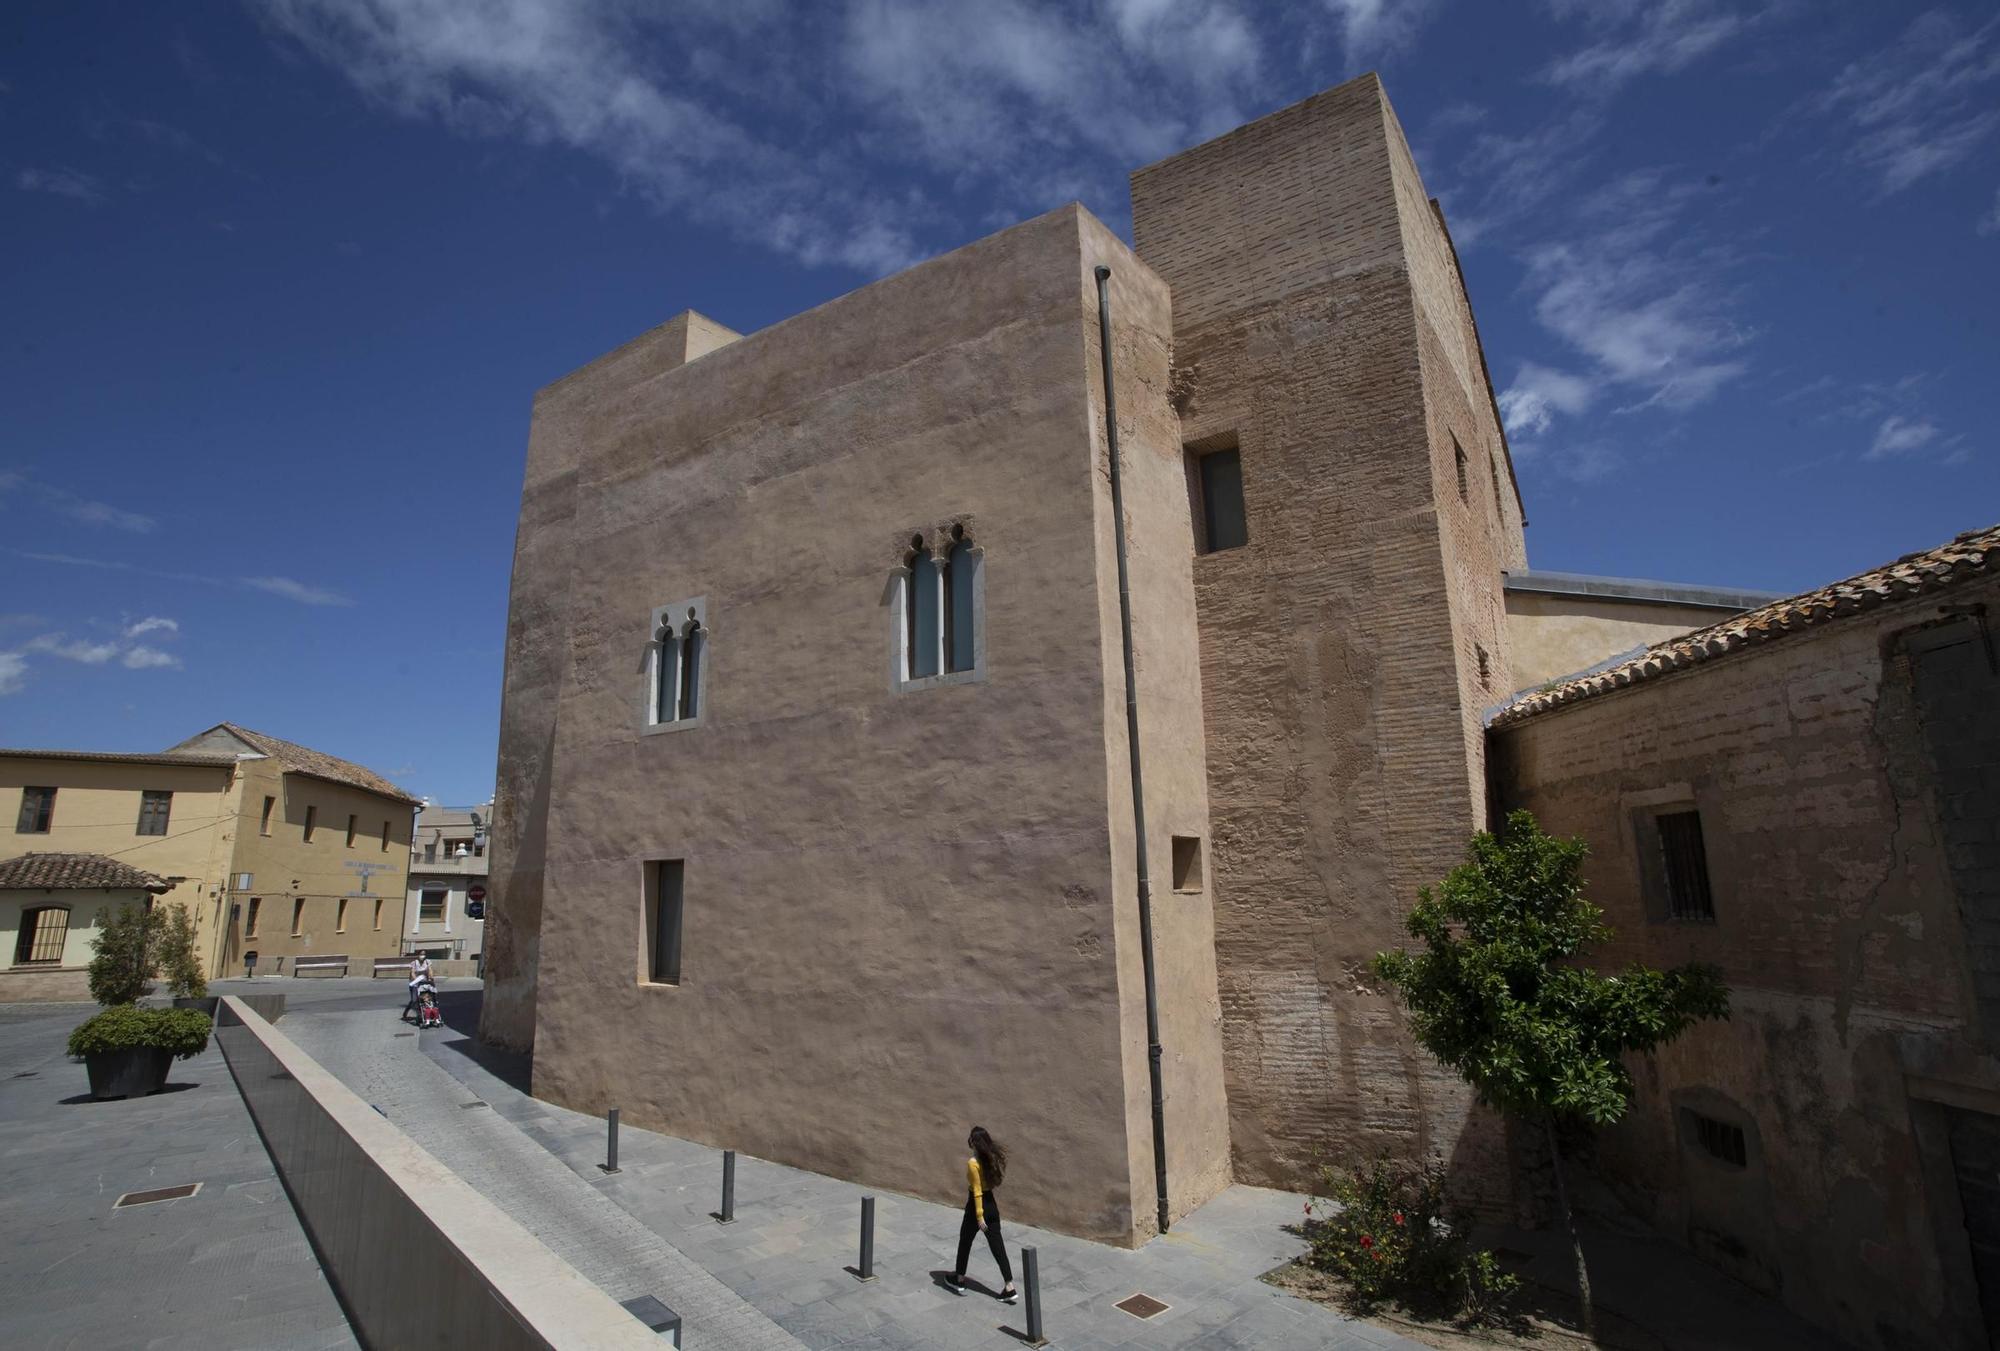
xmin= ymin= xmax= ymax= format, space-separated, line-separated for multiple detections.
xmin=345 ymin=814 xmax=358 ymax=848
xmin=1489 ymin=450 xmax=1504 ymax=519
xmin=646 ymin=859 xmax=685 ymax=985
xmin=290 ymin=899 xmax=305 ymax=936
xmin=303 ymin=805 xmax=317 ymax=843
xmin=944 ymin=535 xmax=977 ymax=674
xmin=245 ymin=897 xmax=261 ymax=938
xmin=678 ymin=619 xmax=703 ymax=721
xmin=381 ymin=819 xmax=390 ymax=852
xmin=909 ymin=544 xmax=942 ymax=679
xmin=1453 ymin=436 xmax=1469 ymax=503
xmin=137 ymin=790 xmax=173 ymax=836
xmin=1657 ymin=810 xmax=1715 ymax=921
xmin=1476 ymin=645 xmax=1491 ymax=690
xmin=1197 ymin=448 xmax=1248 ymax=553
xmin=1171 ymin=836 xmax=1204 ymax=893
xmin=373 ymin=898 xmax=384 ymax=931
xmin=260 ymin=795 xmax=275 ymax=835
xmin=336 ymin=899 xmax=349 ymax=933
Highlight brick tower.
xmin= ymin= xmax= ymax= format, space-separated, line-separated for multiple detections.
xmin=1131 ymin=73 xmax=1528 ymax=1192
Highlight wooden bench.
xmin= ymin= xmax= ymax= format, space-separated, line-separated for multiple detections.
xmin=372 ymin=958 xmax=414 ymax=979
xmin=292 ymin=954 xmax=349 ymax=978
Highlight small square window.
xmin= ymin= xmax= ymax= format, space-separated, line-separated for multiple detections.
xmin=645 ymin=860 xmax=685 ymax=986
xmin=137 ymin=790 xmax=172 ymax=836
xmin=419 ymin=889 xmax=446 ymax=923
xmin=1171 ymin=836 xmax=1204 ymax=893
xmin=16 ymin=786 xmax=56 ymax=834
xmin=1657 ymin=810 xmax=1715 ymax=921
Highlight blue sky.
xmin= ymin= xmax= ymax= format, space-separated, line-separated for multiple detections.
xmin=4 ymin=0 xmax=1996 ymax=803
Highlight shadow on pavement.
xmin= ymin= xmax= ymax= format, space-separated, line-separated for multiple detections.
xmin=432 ymin=990 xmax=531 ymax=1095
xmin=60 ymin=1081 xmax=201 ymax=1105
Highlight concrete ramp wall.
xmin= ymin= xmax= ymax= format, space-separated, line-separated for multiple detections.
xmin=214 ymin=995 xmax=659 ymax=1351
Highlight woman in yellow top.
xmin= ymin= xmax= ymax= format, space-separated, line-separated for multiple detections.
xmin=947 ymin=1126 xmax=1017 ymax=1303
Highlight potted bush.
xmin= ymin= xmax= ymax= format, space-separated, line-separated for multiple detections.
xmin=68 ymin=900 xmax=211 ymax=1099
xmin=67 ymin=1005 xmax=212 ymax=1098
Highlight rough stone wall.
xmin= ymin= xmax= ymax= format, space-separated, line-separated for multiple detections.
xmin=493 ymin=205 xmax=1225 ymax=1243
xmin=1491 ymin=574 xmax=2000 ymax=1351
xmin=1130 ymin=73 xmax=1512 ymax=1195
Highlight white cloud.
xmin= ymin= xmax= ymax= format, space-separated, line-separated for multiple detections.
xmin=1869 ymin=414 xmax=1941 ymax=459
xmin=0 ymin=472 xmax=156 ymax=532
xmin=1498 ymin=362 xmax=1598 ymax=436
xmin=1320 ymin=0 xmax=1438 ymax=62
xmin=17 ymin=167 xmax=106 ymax=203
xmin=122 ymin=645 xmax=183 ymax=670
xmin=1813 ymin=11 xmax=2000 ymax=196
xmin=25 ymin=633 xmax=121 ymax=664
xmin=0 ymin=652 xmax=25 ymax=696
xmin=124 ymin=615 xmax=180 ymax=639
xmin=242 ymin=575 xmax=353 ymax=606
xmin=1542 ymin=0 xmax=1752 ymax=95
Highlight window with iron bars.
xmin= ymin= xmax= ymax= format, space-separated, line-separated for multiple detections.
xmin=1657 ymin=810 xmax=1715 ymax=921
xmin=13 ymin=906 xmax=69 ymax=965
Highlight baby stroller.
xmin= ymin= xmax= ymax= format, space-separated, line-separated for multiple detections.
xmin=415 ymin=981 xmax=442 ymax=1029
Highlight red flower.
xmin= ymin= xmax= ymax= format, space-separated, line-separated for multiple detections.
xmin=1392 ymin=1212 xmax=1405 ymax=1226
xmin=1359 ymin=1234 xmax=1373 ymax=1249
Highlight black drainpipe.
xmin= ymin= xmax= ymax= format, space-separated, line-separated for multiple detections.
xmin=1094 ymin=264 xmax=1172 ymax=1236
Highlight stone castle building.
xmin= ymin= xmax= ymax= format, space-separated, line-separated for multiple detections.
xmin=483 ymin=72 xmax=1999 ymax=1349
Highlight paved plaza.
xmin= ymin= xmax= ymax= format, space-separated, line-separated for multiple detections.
xmin=0 ymin=978 xmax=1846 ymax=1350
xmin=0 ymin=1000 xmax=356 ymax=1351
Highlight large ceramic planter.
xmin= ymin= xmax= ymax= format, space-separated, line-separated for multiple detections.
xmin=84 ymin=1046 xmax=174 ymax=1100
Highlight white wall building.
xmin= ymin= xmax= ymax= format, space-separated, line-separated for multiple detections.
xmin=405 ymin=802 xmax=490 ymax=961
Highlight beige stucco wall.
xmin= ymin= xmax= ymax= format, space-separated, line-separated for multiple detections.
xmin=1491 ymin=573 xmax=2000 ymax=1351
xmin=490 ymin=203 xmax=1228 ymax=1244
xmin=1505 ymin=591 xmax=1741 ymax=692
xmin=222 ymin=757 xmax=413 ymax=970
xmin=0 ymin=887 xmax=156 ymax=1000
xmin=1 ymin=757 xmax=238 ymax=978
xmin=1130 ymin=72 xmax=1526 ymax=1201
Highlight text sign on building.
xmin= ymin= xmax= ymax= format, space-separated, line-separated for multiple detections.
xmin=467 ymin=885 xmax=486 ymax=902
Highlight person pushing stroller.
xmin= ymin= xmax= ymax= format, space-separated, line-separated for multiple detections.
xmin=402 ymin=952 xmax=435 ymax=1023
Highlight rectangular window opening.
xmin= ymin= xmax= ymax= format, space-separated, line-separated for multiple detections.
xmin=245 ymin=897 xmax=261 ymax=938
xmin=1171 ymin=836 xmax=1204 ymax=893
xmin=345 ymin=814 xmax=358 ymax=848
xmin=373 ymin=898 xmax=384 ymax=931
xmin=646 ymin=860 xmax=685 ymax=986
xmin=1453 ymin=436 xmax=1469 ymax=503
xmin=1685 ymin=1110 xmax=1747 ymax=1168
xmin=1489 ymin=450 xmax=1504 ymax=519
xmin=260 ymin=795 xmax=275 ymax=835
xmin=14 ymin=906 xmax=70 ymax=965
xmin=1193 ymin=446 xmax=1248 ymax=554
xmin=137 ymin=789 xmax=173 ymax=836
xmin=1658 ymin=810 xmax=1715 ymax=921
xmin=16 ymin=786 xmax=56 ymax=834
xmin=290 ymin=898 xmax=305 ymax=936
xmin=381 ymin=819 xmax=391 ymax=852
xmin=419 ymin=889 xmax=446 ymax=924
xmin=336 ymin=898 xmax=348 ymax=933
xmin=303 ymin=805 xmax=317 ymax=843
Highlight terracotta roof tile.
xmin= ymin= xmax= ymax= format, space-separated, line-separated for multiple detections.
xmin=1492 ymin=523 xmax=2000 ymax=729
xmin=0 ymin=853 xmax=172 ymax=892
xmin=194 ymin=723 xmax=421 ymax=805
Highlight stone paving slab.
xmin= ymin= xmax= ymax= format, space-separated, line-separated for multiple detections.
xmin=392 ymin=997 xmax=1418 ymax=1351
xmin=0 ymin=1004 xmax=356 ymax=1351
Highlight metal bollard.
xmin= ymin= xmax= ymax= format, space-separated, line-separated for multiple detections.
xmin=599 ymin=1107 xmax=621 ymax=1174
xmin=1023 ymin=1246 xmax=1046 ymax=1346
xmin=855 ymin=1196 xmax=876 ymax=1281
xmin=719 ymin=1149 xmax=736 ymax=1224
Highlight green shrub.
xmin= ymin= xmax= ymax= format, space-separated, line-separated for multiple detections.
xmin=86 ymin=901 xmax=207 ymax=1005
xmin=66 ymin=1006 xmax=212 ymax=1060
xmin=1302 ymin=1156 xmax=1517 ymax=1325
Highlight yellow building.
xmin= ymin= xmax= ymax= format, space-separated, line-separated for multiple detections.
xmin=1 ymin=723 xmax=420 ymax=997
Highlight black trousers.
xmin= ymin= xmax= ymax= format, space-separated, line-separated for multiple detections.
xmin=954 ymin=1192 xmax=1013 ymax=1284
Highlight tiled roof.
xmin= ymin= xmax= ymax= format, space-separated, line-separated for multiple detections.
xmin=0 ymin=853 xmax=172 ymax=892
xmin=0 ymin=748 xmax=238 ymax=768
xmin=175 ymin=723 xmax=421 ymax=805
xmin=1493 ymin=523 xmax=2000 ymax=729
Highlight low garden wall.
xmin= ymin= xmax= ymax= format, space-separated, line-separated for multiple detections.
xmin=213 ymin=996 xmax=659 ymax=1351
xmin=0 ymin=966 xmax=92 ymax=1002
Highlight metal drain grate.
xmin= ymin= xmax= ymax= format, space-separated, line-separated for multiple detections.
xmin=115 ymin=1183 xmax=201 ymax=1208
xmin=1114 ymin=1292 xmax=1170 ymax=1320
